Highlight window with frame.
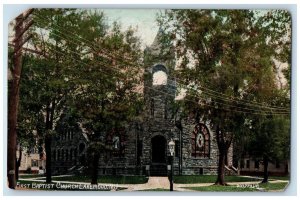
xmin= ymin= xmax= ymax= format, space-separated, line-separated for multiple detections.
xmin=70 ymin=149 xmax=73 ymax=161
xmin=255 ymin=160 xmax=259 ymax=168
xmin=175 ymin=140 xmax=179 ymax=158
xmin=150 ymin=99 xmax=154 ymax=116
xmin=106 ymin=128 xmax=126 ymax=157
xmin=57 ymin=149 xmax=60 ymax=160
xmin=31 ymin=160 xmax=38 ymax=167
xmin=62 ymin=149 xmax=65 ymax=161
xmin=191 ymin=123 xmax=210 ymax=158
xmin=66 ymin=149 xmax=69 ymax=161
xmin=137 ymin=140 xmax=143 ymax=165
xmin=53 ymin=150 xmax=56 ymax=161
xmin=164 ymin=99 xmax=170 ymax=119
xmin=240 ymin=159 xmax=245 ymax=168
xmin=74 ymin=148 xmax=77 ymax=158
xmin=276 ymin=160 xmax=281 ymax=168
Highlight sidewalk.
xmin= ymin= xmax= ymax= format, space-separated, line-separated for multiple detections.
xmin=19 ymin=175 xmax=289 ymax=192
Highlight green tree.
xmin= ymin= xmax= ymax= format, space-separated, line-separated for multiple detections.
xmin=15 ymin=53 xmax=45 ymax=180
xmin=158 ymin=9 xmax=291 ymax=185
xmin=247 ymin=115 xmax=290 ymax=183
xmin=70 ymin=22 xmax=143 ymax=184
xmin=24 ymin=8 xmax=90 ymax=183
xmin=20 ymin=9 xmax=143 ymax=184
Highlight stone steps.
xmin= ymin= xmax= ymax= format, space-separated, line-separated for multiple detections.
xmin=150 ymin=164 xmax=167 ymax=176
xmin=225 ymin=165 xmax=239 ymax=176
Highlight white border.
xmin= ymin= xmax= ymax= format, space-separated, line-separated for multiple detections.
xmin=1 ymin=1 xmax=299 ymax=200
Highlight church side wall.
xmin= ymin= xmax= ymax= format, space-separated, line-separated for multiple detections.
xmin=97 ymin=126 xmax=138 ymax=175
xmin=179 ymin=120 xmax=219 ymax=175
xmin=51 ymin=129 xmax=88 ymax=175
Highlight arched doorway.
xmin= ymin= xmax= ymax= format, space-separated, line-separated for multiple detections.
xmin=151 ymin=135 xmax=166 ymax=163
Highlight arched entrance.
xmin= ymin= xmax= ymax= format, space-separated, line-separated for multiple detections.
xmin=151 ymin=135 xmax=166 ymax=163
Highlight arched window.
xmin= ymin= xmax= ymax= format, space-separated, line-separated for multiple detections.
xmin=57 ymin=149 xmax=60 ymax=160
xmin=74 ymin=148 xmax=77 ymax=157
xmin=164 ymin=99 xmax=168 ymax=119
xmin=191 ymin=123 xmax=210 ymax=158
xmin=66 ymin=149 xmax=69 ymax=161
xmin=153 ymin=71 xmax=167 ymax=85
xmin=152 ymin=64 xmax=168 ymax=86
xmin=64 ymin=131 xmax=67 ymax=140
xmin=70 ymin=149 xmax=73 ymax=161
xmin=61 ymin=149 xmax=65 ymax=161
xmin=53 ymin=150 xmax=56 ymax=161
xmin=150 ymin=98 xmax=154 ymax=116
xmin=79 ymin=143 xmax=85 ymax=154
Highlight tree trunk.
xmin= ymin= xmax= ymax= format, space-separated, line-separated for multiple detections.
xmin=215 ymin=124 xmax=232 ymax=186
xmin=91 ymin=153 xmax=100 ymax=184
xmin=15 ymin=147 xmax=22 ymax=181
xmin=215 ymin=148 xmax=227 ymax=185
xmin=45 ymin=134 xmax=52 ymax=183
xmin=262 ymin=155 xmax=269 ymax=183
xmin=224 ymin=148 xmax=228 ymax=166
xmin=284 ymin=160 xmax=289 ymax=175
xmin=45 ymin=100 xmax=55 ymax=183
xmin=7 ymin=14 xmax=24 ymax=189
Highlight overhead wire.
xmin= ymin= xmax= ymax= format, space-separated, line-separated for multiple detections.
xmin=33 ymin=13 xmax=141 ymax=69
xmin=31 ymin=16 xmax=290 ymax=115
xmin=33 ymin=12 xmax=290 ymax=112
xmin=19 ymin=38 xmax=288 ymax=116
xmin=27 ymin=14 xmax=290 ymax=115
xmin=33 ymin=13 xmax=290 ymax=112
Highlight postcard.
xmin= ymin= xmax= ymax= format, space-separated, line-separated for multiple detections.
xmin=7 ymin=8 xmax=291 ymax=192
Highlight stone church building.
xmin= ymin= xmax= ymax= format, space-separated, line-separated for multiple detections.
xmin=51 ymin=30 xmax=233 ymax=176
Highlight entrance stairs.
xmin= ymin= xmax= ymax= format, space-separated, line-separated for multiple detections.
xmin=150 ymin=163 xmax=167 ymax=176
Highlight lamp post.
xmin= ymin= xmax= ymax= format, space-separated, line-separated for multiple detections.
xmin=168 ymin=139 xmax=175 ymax=191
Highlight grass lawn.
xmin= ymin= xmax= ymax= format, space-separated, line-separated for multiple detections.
xmin=269 ymin=176 xmax=290 ymax=181
xmin=184 ymin=182 xmax=288 ymax=192
xmin=50 ymin=175 xmax=148 ymax=184
xmin=184 ymin=185 xmax=257 ymax=192
xmin=174 ymin=175 xmax=259 ymax=184
xmin=16 ymin=180 xmax=121 ymax=191
xmin=259 ymin=182 xmax=288 ymax=191
xmin=19 ymin=174 xmax=45 ymax=179
xmin=137 ymin=188 xmax=172 ymax=191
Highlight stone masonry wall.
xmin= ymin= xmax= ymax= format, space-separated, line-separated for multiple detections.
xmin=177 ymin=118 xmax=219 ymax=175
xmin=51 ymin=127 xmax=88 ymax=175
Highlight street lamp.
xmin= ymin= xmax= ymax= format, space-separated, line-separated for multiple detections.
xmin=168 ymin=139 xmax=175 ymax=191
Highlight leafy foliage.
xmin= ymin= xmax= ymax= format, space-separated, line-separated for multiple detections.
xmin=16 ymin=8 xmax=144 ymax=183
xmin=248 ymin=115 xmax=290 ymax=163
xmin=158 ymin=9 xmax=291 ymax=184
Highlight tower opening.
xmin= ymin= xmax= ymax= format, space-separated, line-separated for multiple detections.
xmin=152 ymin=71 xmax=167 ymax=85
xmin=152 ymin=64 xmax=168 ymax=86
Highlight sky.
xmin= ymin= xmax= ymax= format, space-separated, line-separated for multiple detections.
xmin=101 ymin=9 xmax=160 ymax=48
xmin=7 ymin=9 xmax=289 ymax=90
xmin=99 ymin=9 xmax=288 ymax=93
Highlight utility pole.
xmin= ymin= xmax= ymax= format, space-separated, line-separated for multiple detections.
xmin=7 ymin=8 xmax=34 ymax=189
